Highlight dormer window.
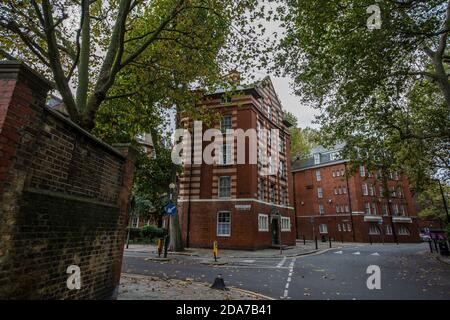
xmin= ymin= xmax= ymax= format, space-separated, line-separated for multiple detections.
xmin=314 ymin=153 xmax=320 ymax=165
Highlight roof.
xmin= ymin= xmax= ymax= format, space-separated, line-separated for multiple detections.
xmin=291 ymin=143 xmax=347 ymax=171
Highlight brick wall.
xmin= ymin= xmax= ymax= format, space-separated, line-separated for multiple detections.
xmin=0 ymin=61 xmax=136 ymax=299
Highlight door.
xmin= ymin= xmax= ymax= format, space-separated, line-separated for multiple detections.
xmin=272 ymin=219 xmax=279 ymax=245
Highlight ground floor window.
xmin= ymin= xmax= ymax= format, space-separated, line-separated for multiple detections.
xmin=217 ymin=211 xmax=231 ymax=236
xmin=258 ymin=214 xmax=269 ymax=232
xmin=319 ymin=224 xmax=328 ymax=234
xmin=347 ymin=223 xmax=352 ymax=232
xmin=398 ymin=225 xmax=410 ymax=235
xmin=385 ymin=224 xmax=393 ymax=235
xmin=369 ymin=224 xmax=381 ymax=235
xmin=131 ymin=216 xmax=139 ymax=228
xmin=338 ymin=223 xmax=342 ymax=232
xmin=281 ymin=217 xmax=291 ymax=232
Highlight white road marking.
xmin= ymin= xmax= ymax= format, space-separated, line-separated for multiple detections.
xmin=242 ymin=260 xmax=256 ymax=263
xmin=277 ymin=256 xmax=287 ymax=268
xmin=353 ymin=252 xmax=361 ymax=255
xmin=282 ymin=258 xmax=296 ymax=299
xmin=371 ymin=252 xmax=380 ymax=256
xmin=334 ymin=251 xmax=343 ymax=254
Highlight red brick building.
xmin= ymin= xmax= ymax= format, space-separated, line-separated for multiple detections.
xmin=292 ymin=146 xmax=421 ymax=243
xmin=177 ymin=77 xmax=297 ymax=250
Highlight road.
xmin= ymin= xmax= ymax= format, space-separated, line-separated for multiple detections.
xmin=122 ymin=243 xmax=450 ymax=300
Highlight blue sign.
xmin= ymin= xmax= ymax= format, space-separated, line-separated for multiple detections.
xmin=164 ymin=202 xmax=177 ymax=216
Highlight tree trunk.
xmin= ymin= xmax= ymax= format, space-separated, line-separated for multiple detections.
xmin=169 ymin=213 xmax=184 ymax=252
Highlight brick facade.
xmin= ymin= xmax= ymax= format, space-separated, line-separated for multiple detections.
xmin=178 ymin=77 xmax=296 ymax=250
xmin=0 ymin=61 xmax=136 ymax=299
xmin=293 ymin=148 xmax=421 ymax=243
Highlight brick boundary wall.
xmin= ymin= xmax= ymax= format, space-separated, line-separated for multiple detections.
xmin=0 ymin=61 xmax=136 ymax=299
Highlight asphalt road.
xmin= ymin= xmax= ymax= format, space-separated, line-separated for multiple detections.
xmin=122 ymin=243 xmax=450 ymax=300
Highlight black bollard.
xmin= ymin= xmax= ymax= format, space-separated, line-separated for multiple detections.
xmin=211 ymin=274 xmax=227 ymax=291
xmin=163 ymin=234 xmax=170 ymax=258
xmin=428 ymin=240 xmax=433 ymax=253
xmin=329 ymin=237 xmax=332 ymax=248
xmin=315 ymin=236 xmax=318 ymax=250
xmin=303 ymin=235 xmax=306 ymax=245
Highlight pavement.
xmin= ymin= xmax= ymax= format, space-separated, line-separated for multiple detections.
xmin=124 ymin=239 xmax=358 ymax=260
xmin=122 ymin=242 xmax=450 ymax=300
xmin=118 ymin=273 xmax=270 ymax=300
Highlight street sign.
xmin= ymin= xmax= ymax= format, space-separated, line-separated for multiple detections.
xmin=164 ymin=202 xmax=177 ymax=216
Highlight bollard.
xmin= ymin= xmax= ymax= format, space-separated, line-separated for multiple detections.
xmin=369 ymin=235 xmax=372 ymax=245
xmin=303 ymin=235 xmax=306 ymax=246
xmin=157 ymin=238 xmax=163 ymax=257
xmin=213 ymin=240 xmax=218 ymax=262
xmin=341 ymin=235 xmax=344 ymax=244
xmin=428 ymin=240 xmax=433 ymax=253
xmin=211 ymin=274 xmax=227 ymax=291
xmin=315 ymin=236 xmax=318 ymax=250
xmin=329 ymin=237 xmax=332 ymax=248
xmin=434 ymin=239 xmax=438 ymax=253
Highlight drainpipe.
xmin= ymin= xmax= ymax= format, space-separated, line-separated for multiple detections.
xmin=185 ymin=122 xmax=195 ymax=248
xmin=344 ymin=162 xmax=356 ymax=242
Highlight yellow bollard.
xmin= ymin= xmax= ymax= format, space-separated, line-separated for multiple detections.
xmin=213 ymin=241 xmax=218 ymax=262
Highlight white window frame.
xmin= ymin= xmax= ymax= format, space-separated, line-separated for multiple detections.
xmin=369 ymin=225 xmax=381 ymax=235
xmin=385 ymin=225 xmax=393 ymax=235
xmin=315 ymin=170 xmax=321 ymax=182
xmin=360 ymin=165 xmax=366 ymax=177
xmin=398 ymin=225 xmax=410 ymax=235
xmin=317 ymin=187 xmax=323 ymax=199
xmin=219 ymin=144 xmax=232 ymax=165
xmin=220 ymin=115 xmax=232 ymax=132
xmin=258 ymin=214 xmax=269 ymax=232
xmin=314 ymin=153 xmax=320 ymax=165
xmin=365 ymin=202 xmax=371 ymax=215
xmin=217 ymin=211 xmax=231 ymax=237
xmin=319 ymin=224 xmax=328 ymax=234
xmin=281 ymin=217 xmax=291 ymax=232
xmin=347 ymin=223 xmax=352 ymax=232
xmin=362 ymin=183 xmax=368 ymax=196
xmin=338 ymin=224 xmax=342 ymax=232
xmin=131 ymin=215 xmax=139 ymax=228
xmin=319 ymin=204 xmax=325 ymax=215
xmin=218 ymin=176 xmax=231 ymax=198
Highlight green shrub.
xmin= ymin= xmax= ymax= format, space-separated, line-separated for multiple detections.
xmin=142 ymin=224 xmax=166 ymax=239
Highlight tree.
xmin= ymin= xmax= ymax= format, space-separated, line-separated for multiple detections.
xmin=418 ymin=181 xmax=450 ymax=224
xmin=275 ymin=0 xmax=450 ymax=189
xmin=285 ymin=111 xmax=318 ymax=158
xmin=0 ymin=0 xmax=266 ymax=130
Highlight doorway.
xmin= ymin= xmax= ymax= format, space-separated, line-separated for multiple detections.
xmin=272 ymin=218 xmax=279 ymax=245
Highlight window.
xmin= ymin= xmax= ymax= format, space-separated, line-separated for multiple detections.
xmin=257 ymin=121 xmax=263 ymax=140
xmin=279 ymin=135 xmax=285 ymax=153
xmin=332 ymin=171 xmax=336 ymax=178
xmin=340 ymin=205 xmax=345 ymax=213
xmin=258 ymin=214 xmax=269 ymax=232
xmin=279 ymin=160 xmax=286 ymax=179
xmin=343 ymin=187 xmax=347 ymax=194
xmin=347 ymin=223 xmax=352 ymax=232
xmin=281 ymin=187 xmax=288 ymax=205
xmin=398 ymin=225 xmax=410 ymax=235
xmin=369 ymin=185 xmax=375 ymax=196
xmin=329 ymin=152 xmax=339 ymax=161
xmin=385 ymin=225 xmax=393 ymax=235
xmin=342 ymin=223 xmax=347 ymax=232
xmin=397 ymin=187 xmax=403 ymax=198
xmin=281 ymin=217 xmax=291 ymax=232
xmin=267 ymin=130 xmax=272 ymax=147
xmin=267 ymin=104 xmax=272 ymax=120
xmin=392 ymin=203 xmax=399 ymax=216
xmin=390 ymin=187 xmax=397 ymax=198
xmin=221 ymin=95 xmax=232 ymax=104
xmin=219 ymin=176 xmax=231 ymax=198
xmin=317 ymin=187 xmax=323 ymax=199
xmin=369 ymin=225 xmax=381 ymax=235
xmin=319 ymin=224 xmax=328 ymax=234
xmin=219 ymin=144 xmax=232 ymax=165
xmin=400 ymin=204 xmax=407 ymax=216
xmin=217 ymin=212 xmax=231 ymax=236
xmin=269 ymin=184 xmax=276 ymax=203
xmin=362 ymin=183 xmax=368 ymax=196
xmin=372 ymin=203 xmax=378 ymax=215
xmin=340 ymin=169 xmax=345 ymax=176
xmin=220 ymin=116 xmax=232 ymax=132
xmin=319 ymin=204 xmax=325 ymax=215
xmin=334 ymin=187 xmax=338 ymax=195
xmin=365 ymin=202 xmax=371 ymax=215
xmin=338 ymin=187 xmax=342 ymax=195
xmin=258 ymin=179 xmax=265 ymax=200
xmin=379 ymin=186 xmax=385 ymax=197
xmin=131 ymin=216 xmax=139 ymax=228
xmin=314 ymin=153 xmax=320 ymax=165
xmin=360 ymin=165 xmax=366 ymax=177
xmin=338 ymin=224 xmax=342 ymax=232
xmin=336 ymin=205 xmax=340 ymax=213
xmin=345 ymin=205 xmax=349 ymax=212
xmin=268 ymin=156 xmax=274 ymax=175
xmin=315 ymin=170 xmax=321 ymax=182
